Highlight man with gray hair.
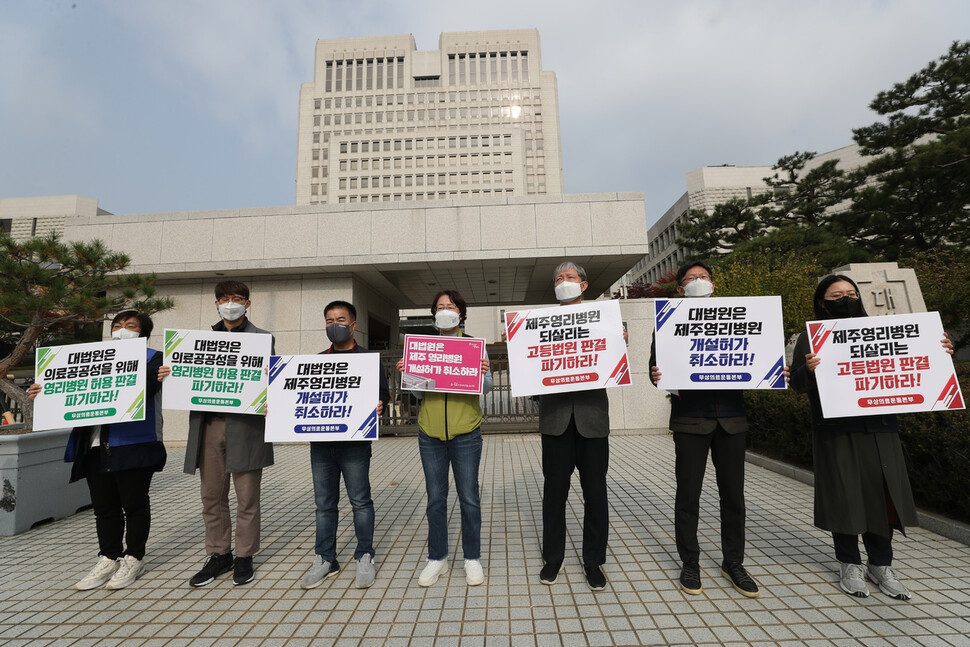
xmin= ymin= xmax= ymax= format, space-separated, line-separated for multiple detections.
xmin=537 ymin=261 xmax=611 ymax=591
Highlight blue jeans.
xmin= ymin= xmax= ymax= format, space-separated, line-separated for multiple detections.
xmin=310 ymin=442 xmax=374 ymax=561
xmin=418 ymin=428 xmax=482 ymax=561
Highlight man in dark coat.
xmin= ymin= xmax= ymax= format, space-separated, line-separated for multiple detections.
xmin=177 ymin=280 xmax=275 ymax=587
xmin=538 ymin=261 xmax=611 ymax=592
xmin=649 ymin=261 xmax=760 ymax=598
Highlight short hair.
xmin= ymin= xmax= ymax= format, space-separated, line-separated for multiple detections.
xmin=676 ymin=260 xmax=713 ymax=285
xmin=324 ymin=300 xmax=357 ymax=321
xmin=214 ymin=280 xmax=250 ymax=301
xmin=552 ymin=261 xmax=587 ymax=283
xmin=813 ymin=274 xmax=867 ymax=319
xmin=430 ymin=290 xmax=468 ymax=323
xmin=111 ymin=310 xmax=154 ymax=339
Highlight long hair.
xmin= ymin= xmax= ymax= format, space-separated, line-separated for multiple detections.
xmin=813 ymin=274 xmax=867 ymax=320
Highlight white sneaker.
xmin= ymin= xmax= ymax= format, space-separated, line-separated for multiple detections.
xmin=867 ymin=563 xmax=912 ymax=600
xmin=464 ymin=559 xmax=485 ymax=586
xmin=105 ymin=555 xmax=143 ymax=590
xmin=418 ymin=559 xmax=449 ymax=587
xmin=76 ymin=556 xmax=120 ymax=591
xmin=838 ymin=561 xmax=870 ymax=598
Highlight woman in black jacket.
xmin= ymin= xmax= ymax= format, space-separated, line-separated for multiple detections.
xmin=30 ymin=311 xmax=166 ymax=590
xmin=791 ymin=275 xmax=951 ymax=600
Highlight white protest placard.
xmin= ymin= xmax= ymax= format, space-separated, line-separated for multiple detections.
xmin=162 ymin=329 xmax=271 ymax=414
xmin=33 ymin=338 xmax=147 ymax=432
xmin=265 ymin=353 xmax=380 ymax=442
xmin=808 ymin=311 xmax=964 ymax=418
xmin=505 ymin=300 xmax=630 ymax=397
xmin=654 ymin=296 xmax=787 ymax=390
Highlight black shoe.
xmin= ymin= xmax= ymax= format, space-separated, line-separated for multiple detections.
xmin=584 ymin=564 xmax=606 ymax=591
xmin=722 ymin=561 xmax=760 ymax=598
xmin=189 ymin=552 xmax=234 ymax=587
xmin=233 ymin=556 xmax=255 ymax=586
xmin=680 ymin=563 xmax=702 ymax=595
xmin=539 ymin=562 xmax=561 ymax=585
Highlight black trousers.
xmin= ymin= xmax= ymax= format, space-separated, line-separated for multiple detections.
xmin=673 ymin=424 xmax=746 ymax=566
xmin=84 ymin=453 xmax=155 ymax=560
xmin=541 ymin=417 xmax=609 ymax=567
xmin=833 ymin=531 xmax=893 ymax=566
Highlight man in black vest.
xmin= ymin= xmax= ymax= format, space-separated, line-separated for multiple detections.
xmin=650 ymin=261 xmax=760 ymax=598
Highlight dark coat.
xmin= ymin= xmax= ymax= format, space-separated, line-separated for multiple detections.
xmin=649 ymin=335 xmax=748 ymax=435
xmin=791 ymin=331 xmax=917 ymax=537
xmin=538 ymin=388 xmax=610 ymax=438
xmin=183 ymin=318 xmax=275 ymax=475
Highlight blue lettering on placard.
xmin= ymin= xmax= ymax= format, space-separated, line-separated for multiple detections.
xmin=689 ymin=373 xmax=751 ymax=383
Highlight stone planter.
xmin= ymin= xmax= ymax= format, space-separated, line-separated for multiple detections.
xmin=0 ymin=427 xmax=91 ymax=536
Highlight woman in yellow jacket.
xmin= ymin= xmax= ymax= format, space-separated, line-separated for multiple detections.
xmin=397 ymin=289 xmax=493 ymax=587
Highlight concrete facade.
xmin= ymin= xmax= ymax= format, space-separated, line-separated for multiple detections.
xmin=295 ymin=29 xmax=564 ymax=206
xmin=0 ymin=195 xmax=108 ymax=241
xmin=833 ymin=262 xmax=927 ymax=316
xmin=630 ymin=143 xmax=869 ymax=288
xmin=57 ymin=193 xmax=651 ymax=440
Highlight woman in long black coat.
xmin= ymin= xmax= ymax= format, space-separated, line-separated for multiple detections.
xmin=791 ymin=274 xmax=952 ymax=601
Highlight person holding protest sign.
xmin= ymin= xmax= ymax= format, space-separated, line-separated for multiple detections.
xmin=159 ymin=280 xmax=274 ymax=587
xmin=649 ymin=261 xmax=760 ymax=598
xmin=538 ymin=261 xmax=612 ymax=591
xmin=28 ymin=311 xmax=166 ymax=590
xmin=395 ymin=289 xmax=492 ymax=587
xmin=791 ymin=274 xmax=953 ymax=600
xmin=300 ymin=300 xmax=390 ymax=590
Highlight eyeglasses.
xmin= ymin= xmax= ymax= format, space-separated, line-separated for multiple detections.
xmin=217 ymin=296 xmax=248 ymax=304
xmin=435 ymin=303 xmax=459 ymax=311
xmin=681 ymin=275 xmax=711 ymax=285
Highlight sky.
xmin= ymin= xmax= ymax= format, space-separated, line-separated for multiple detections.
xmin=1 ymin=0 xmax=968 ymax=227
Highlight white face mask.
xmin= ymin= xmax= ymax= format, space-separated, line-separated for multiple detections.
xmin=434 ymin=309 xmax=461 ymax=330
xmin=554 ymin=280 xmax=583 ymax=303
xmin=218 ymin=302 xmax=247 ymax=321
xmin=111 ymin=329 xmax=141 ymax=340
xmin=683 ymin=279 xmax=714 ymax=298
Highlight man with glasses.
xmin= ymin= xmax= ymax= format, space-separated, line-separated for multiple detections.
xmin=179 ymin=280 xmax=275 ymax=587
xmin=649 ymin=261 xmax=760 ymax=598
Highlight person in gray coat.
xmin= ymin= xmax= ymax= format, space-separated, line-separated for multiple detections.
xmin=791 ymin=274 xmax=952 ymax=600
xmin=161 ymin=280 xmax=274 ymax=587
xmin=538 ymin=261 xmax=612 ymax=592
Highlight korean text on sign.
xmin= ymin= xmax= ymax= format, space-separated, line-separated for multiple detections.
xmin=401 ymin=334 xmax=485 ymax=394
xmin=807 ymin=311 xmax=964 ymax=418
xmin=33 ymin=338 xmax=148 ymax=432
xmin=266 ymin=353 xmax=379 ymax=442
xmin=654 ymin=295 xmax=786 ymax=390
xmin=505 ymin=300 xmax=630 ymax=397
xmin=162 ymin=329 xmax=271 ymax=414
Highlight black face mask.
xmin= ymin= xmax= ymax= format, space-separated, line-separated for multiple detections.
xmin=824 ymin=296 xmax=864 ymax=319
xmin=326 ymin=323 xmax=354 ymax=344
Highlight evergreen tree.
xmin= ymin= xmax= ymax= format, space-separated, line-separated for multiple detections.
xmin=851 ymin=40 xmax=970 ymax=257
xmin=0 ymin=232 xmax=173 ymax=431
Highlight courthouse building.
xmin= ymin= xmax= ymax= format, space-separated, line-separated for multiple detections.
xmin=295 ymin=30 xmax=563 ymax=205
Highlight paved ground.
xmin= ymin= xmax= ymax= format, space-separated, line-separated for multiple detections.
xmin=2 ymin=432 xmax=969 ymax=647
